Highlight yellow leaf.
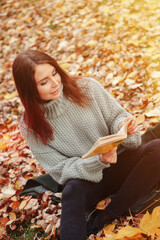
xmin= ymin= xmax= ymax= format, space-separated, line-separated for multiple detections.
xmin=151 ymin=118 xmax=159 ymax=123
xmin=114 ymin=225 xmax=145 ymax=239
xmin=104 ymin=41 xmax=109 ymax=49
xmin=25 ymin=17 xmax=31 ymax=23
xmin=9 ymin=212 xmax=16 ymax=221
xmin=87 ymin=40 xmax=98 ymax=47
xmin=99 ymin=6 xmax=110 ymax=13
xmin=140 ymin=206 xmax=160 ymax=237
xmin=3 ymin=134 xmax=10 ymax=141
xmin=127 ymin=40 xmax=140 ymax=47
xmin=136 ymin=115 xmax=145 ymax=124
xmin=145 ymin=108 xmax=160 ymax=117
xmin=147 ymin=47 xmax=157 ymax=54
xmin=115 ymin=14 xmax=121 ymax=19
xmin=151 ymin=71 xmax=160 ymax=79
xmin=30 ymin=224 xmax=42 ymax=229
xmin=60 ymin=63 xmax=70 ymax=70
xmin=98 ymin=79 xmax=104 ymax=84
xmin=0 ymin=141 xmax=6 ymax=151
xmin=4 ymin=91 xmax=18 ymax=100
xmin=10 ymin=152 xmax=19 ymax=158
xmin=96 ymin=197 xmax=111 ymax=210
xmin=96 ymin=200 xmax=107 ymax=210
xmin=15 ymin=180 xmax=21 ymax=190
xmin=60 ymin=7 xmax=67 ymax=13
xmin=138 ymin=21 xmax=150 ymax=30
xmin=104 ymin=223 xmax=116 ymax=232
xmin=81 ymin=23 xmax=87 ymax=28
xmin=103 ymin=223 xmax=116 ymax=239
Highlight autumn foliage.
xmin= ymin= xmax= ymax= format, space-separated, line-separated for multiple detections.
xmin=0 ymin=0 xmax=160 ymax=239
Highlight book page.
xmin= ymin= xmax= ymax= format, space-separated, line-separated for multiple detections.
xmin=82 ymin=117 xmax=133 ymax=159
xmin=117 ymin=117 xmax=132 ymax=135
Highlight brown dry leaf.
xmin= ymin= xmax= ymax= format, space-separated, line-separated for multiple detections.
xmin=96 ymin=197 xmax=111 ymax=210
xmin=12 ymin=201 xmax=20 ymax=209
xmin=1 ymin=0 xmax=160 ymax=239
xmin=0 ymin=217 xmax=9 ymax=235
xmin=0 ymin=183 xmax=16 ymax=199
xmin=19 ymin=199 xmax=29 ymax=210
xmin=9 ymin=212 xmax=17 ymax=221
xmin=24 ymin=198 xmax=39 ymax=210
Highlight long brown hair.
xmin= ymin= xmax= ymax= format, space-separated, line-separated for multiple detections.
xmin=12 ymin=50 xmax=90 ymax=144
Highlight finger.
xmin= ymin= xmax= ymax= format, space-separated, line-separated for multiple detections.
xmin=128 ymin=119 xmax=137 ymax=130
xmin=119 ymin=116 xmax=134 ymax=129
xmin=128 ymin=124 xmax=137 ymax=133
xmin=109 ymin=155 xmax=117 ymax=164
xmin=103 ymin=148 xmax=117 ymax=157
xmin=128 ymin=126 xmax=139 ymax=134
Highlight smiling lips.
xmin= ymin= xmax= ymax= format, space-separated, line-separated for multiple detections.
xmin=50 ymin=87 xmax=60 ymax=95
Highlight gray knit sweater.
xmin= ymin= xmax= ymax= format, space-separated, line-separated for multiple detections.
xmin=19 ymin=78 xmax=141 ymax=185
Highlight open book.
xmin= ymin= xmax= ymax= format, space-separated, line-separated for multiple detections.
xmin=82 ymin=118 xmax=132 ymax=159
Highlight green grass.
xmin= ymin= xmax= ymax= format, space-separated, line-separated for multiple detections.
xmin=7 ymin=222 xmax=47 ymax=240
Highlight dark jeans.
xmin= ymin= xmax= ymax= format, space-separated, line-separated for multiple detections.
xmin=60 ymin=140 xmax=160 ymax=240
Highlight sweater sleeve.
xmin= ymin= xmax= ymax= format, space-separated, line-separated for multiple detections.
xmin=19 ymin=119 xmax=108 ymax=185
xmin=30 ymin=146 xmax=108 ymax=185
xmin=88 ymin=78 xmax=141 ymax=149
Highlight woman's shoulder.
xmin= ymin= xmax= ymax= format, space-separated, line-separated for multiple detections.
xmin=77 ymin=77 xmax=103 ymax=92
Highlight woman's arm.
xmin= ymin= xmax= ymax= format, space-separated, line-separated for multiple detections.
xmin=28 ymin=143 xmax=109 ymax=185
xmin=19 ymin=118 xmax=109 ymax=185
xmin=88 ymin=78 xmax=141 ymax=149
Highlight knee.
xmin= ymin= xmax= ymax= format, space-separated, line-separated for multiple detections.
xmin=143 ymin=139 xmax=160 ymax=166
xmin=62 ymin=179 xmax=86 ymax=202
xmin=145 ymin=139 xmax=160 ymax=152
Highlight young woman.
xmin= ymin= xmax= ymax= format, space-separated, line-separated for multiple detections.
xmin=12 ymin=50 xmax=160 ymax=240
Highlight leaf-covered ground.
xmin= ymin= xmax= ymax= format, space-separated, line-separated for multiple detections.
xmin=0 ymin=0 xmax=160 ymax=239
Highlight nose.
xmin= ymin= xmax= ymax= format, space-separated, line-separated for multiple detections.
xmin=51 ymin=77 xmax=58 ymax=87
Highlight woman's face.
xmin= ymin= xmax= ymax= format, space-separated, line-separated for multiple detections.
xmin=34 ymin=63 xmax=62 ymax=101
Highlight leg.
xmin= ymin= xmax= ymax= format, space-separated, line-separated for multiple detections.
xmin=108 ymin=139 xmax=160 ymax=217
xmin=60 ymin=152 xmax=143 ymax=240
xmin=60 ymin=162 xmax=134 ymax=240
xmin=93 ymin=139 xmax=160 ymax=230
xmin=60 ymin=178 xmax=113 ymax=240
xmin=60 ymin=179 xmax=87 ymax=240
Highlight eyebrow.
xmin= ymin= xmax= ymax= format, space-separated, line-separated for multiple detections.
xmin=38 ymin=68 xmax=56 ymax=83
xmin=39 ymin=76 xmax=48 ymax=83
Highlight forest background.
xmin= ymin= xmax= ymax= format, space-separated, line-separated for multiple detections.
xmin=0 ymin=0 xmax=160 ymax=239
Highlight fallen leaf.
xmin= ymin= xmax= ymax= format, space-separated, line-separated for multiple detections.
xmin=151 ymin=71 xmax=160 ymax=79
xmin=0 ymin=184 xmax=16 ymax=199
xmin=136 ymin=115 xmax=145 ymax=124
xmin=145 ymin=108 xmax=160 ymax=117
xmin=4 ymin=91 xmax=18 ymax=100
xmin=140 ymin=206 xmax=160 ymax=237
xmin=114 ymin=225 xmax=145 ymax=239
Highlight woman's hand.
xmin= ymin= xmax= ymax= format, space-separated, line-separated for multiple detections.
xmin=99 ymin=148 xmax=117 ymax=164
xmin=119 ymin=116 xmax=139 ymax=135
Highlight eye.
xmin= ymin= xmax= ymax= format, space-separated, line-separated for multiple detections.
xmin=40 ymin=81 xmax=47 ymax=86
xmin=52 ymin=69 xmax=57 ymax=76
